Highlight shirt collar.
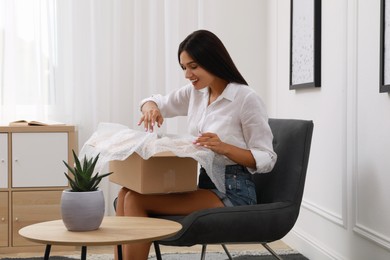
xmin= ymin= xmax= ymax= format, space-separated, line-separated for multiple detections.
xmin=202 ymin=83 xmax=239 ymax=101
xmin=219 ymin=83 xmax=238 ymax=102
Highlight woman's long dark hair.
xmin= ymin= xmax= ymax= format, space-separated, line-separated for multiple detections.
xmin=178 ymin=30 xmax=248 ymax=85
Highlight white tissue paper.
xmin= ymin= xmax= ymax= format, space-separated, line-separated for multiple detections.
xmin=79 ymin=123 xmax=227 ymax=193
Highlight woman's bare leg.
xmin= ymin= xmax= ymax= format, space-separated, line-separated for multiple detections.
xmin=119 ymin=188 xmax=224 ymax=260
xmin=116 ymin=187 xmax=128 ymax=216
xmin=114 ymin=188 xmax=130 ymax=260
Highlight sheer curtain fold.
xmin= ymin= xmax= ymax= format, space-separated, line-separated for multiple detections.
xmin=0 ymin=0 xmax=198 ymax=133
xmin=0 ymin=0 xmax=56 ymax=123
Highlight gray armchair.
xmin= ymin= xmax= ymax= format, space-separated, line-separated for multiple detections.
xmin=152 ymin=118 xmax=314 ymax=260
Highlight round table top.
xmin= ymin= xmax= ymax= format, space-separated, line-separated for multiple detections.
xmin=18 ymin=216 xmax=182 ymax=246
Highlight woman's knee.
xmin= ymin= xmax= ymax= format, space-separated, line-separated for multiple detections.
xmin=124 ymin=190 xmax=146 ymax=209
xmin=118 ymin=187 xmax=129 ymax=199
xmin=123 ymin=190 xmax=147 ymax=216
xmin=124 ymin=189 xmax=139 ymax=203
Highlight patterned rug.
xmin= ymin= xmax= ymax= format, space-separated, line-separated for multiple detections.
xmin=0 ymin=251 xmax=309 ymax=260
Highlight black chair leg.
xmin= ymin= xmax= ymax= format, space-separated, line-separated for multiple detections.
xmin=154 ymin=242 xmax=163 ymax=260
xmin=221 ymin=244 xmax=233 ymax=260
xmin=262 ymin=243 xmax=284 ymax=260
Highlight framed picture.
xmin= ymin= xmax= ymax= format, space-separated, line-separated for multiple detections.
xmin=290 ymin=0 xmax=321 ymax=89
xmin=380 ymin=0 xmax=390 ymax=92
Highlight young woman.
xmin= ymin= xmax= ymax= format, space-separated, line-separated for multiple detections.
xmin=115 ymin=29 xmax=277 ymax=260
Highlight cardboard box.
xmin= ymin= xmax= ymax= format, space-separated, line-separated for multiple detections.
xmin=109 ymin=151 xmax=198 ymax=194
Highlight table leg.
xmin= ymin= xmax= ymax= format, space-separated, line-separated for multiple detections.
xmin=81 ymin=246 xmax=87 ymax=260
xmin=44 ymin=244 xmax=51 ymax=260
xmin=117 ymin=245 xmax=123 ymax=260
xmin=154 ymin=242 xmax=162 ymax=260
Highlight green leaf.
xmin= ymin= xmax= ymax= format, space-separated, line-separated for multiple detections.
xmin=63 ymin=150 xmax=113 ymax=192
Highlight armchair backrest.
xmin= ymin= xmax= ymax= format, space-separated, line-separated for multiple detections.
xmin=252 ymin=118 xmax=314 ymax=205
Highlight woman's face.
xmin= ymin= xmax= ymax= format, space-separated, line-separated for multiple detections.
xmin=179 ymin=51 xmax=216 ymax=90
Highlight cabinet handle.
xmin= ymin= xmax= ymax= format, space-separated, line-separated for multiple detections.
xmin=15 ymin=217 xmax=18 ymax=222
xmin=0 ymin=159 xmax=4 ymax=163
xmin=1 ymin=217 xmax=4 ymax=221
xmin=14 ymin=159 xmax=19 ymax=162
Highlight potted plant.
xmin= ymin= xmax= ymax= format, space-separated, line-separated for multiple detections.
xmin=61 ymin=150 xmax=112 ymax=231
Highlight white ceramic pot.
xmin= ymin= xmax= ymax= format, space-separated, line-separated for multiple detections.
xmin=61 ymin=189 xmax=105 ymax=231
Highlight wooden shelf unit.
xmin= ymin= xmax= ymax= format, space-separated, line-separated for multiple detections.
xmin=0 ymin=125 xmax=77 ymax=253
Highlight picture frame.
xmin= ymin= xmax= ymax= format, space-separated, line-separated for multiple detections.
xmin=380 ymin=0 xmax=390 ymax=92
xmin=290 ymin=0 xmax=321 ymax=89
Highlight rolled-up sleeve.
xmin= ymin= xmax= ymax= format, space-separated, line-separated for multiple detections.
xmin=139 ymin=84 xmax=192 ymax=118
xmin=241 ymin=93 xmax=277 ymax=173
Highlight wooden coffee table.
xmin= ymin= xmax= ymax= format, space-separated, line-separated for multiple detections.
xmin=18 ymin=216 xmax=182 ymax=260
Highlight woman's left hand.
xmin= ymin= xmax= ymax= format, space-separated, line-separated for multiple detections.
xmin=193 ymin=132 xmax=229 ymax=155
xmin=194 ymin=132 xmax=257 ymax=169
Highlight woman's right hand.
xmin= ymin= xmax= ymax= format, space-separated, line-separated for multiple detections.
xmin=138 ymin=101 xmax=164 ymax=132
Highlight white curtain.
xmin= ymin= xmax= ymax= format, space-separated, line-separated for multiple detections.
xmin=0 ymin=0 xmax=200 ymax=136
xmin=0 ymin=0 xmax=201 ymax=214
xmin=1 ymin=0 xmax=268 ymax=144
xmin=55 ymin=0 xmax=201 ymax=144
xmin=0 ymin=0 xmax=268 ymax=215
xmin=0 ymin=0 xmax=57 ymax=123
xmin=1 ymin=0 xmax=268 ymax=145
xmin=54 ymin=0 xmax=201 ymax=214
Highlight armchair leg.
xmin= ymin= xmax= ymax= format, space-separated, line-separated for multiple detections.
xmin=262 ymin=243 xmax=284 ymax=260
xmin=200 ymin=244 xmax=207 ymax=260
xmin=113 ymin=197 xmax=118 ymax=211
xmin=153 ymin=242 xmax=163 ymax=260
xmin=221 ymin=244 xmax=233 ymax=260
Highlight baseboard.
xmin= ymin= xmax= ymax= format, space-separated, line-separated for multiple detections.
xmin=283 ymin=229 xmax=347 ymax=260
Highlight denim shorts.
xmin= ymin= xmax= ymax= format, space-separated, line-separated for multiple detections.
xmin=198 ymin=165 xmax=257 ymax=207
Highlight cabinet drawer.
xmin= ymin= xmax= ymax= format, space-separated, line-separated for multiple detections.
xmin=12 ymin=190 xmax=62 ymax=246
xmin=12 ymin=133 xmax=68 ymax=187
xmin=0 ymin=134 xmax=8 ymax=189
xmin=0 ymin=192 xmax=9 ymax=247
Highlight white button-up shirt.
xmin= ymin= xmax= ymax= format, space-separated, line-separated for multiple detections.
xmin=141 ymin=82 xmax=277 ymax=175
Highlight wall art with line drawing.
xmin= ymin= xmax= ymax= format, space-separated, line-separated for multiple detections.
xmin=380 ymin=0 xmax=390 ymax=93
xmin=290 ymin=0 xmax=321 ymax=89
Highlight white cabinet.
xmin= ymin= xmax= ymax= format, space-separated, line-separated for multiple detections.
xmin=0 ymin=125 xmax=77 ymax=252
xmin=0 ymin=134 xmax=8 ymax=188
xmin=12 ymin=133 xmax=68 ymax=187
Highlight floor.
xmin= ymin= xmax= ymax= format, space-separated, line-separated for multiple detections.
xmin=0 ymin=241 xmax=291 ymax=258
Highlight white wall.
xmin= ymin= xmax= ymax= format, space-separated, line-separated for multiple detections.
xmin=196 ymin=0 xmax=268 ymax=99
xmin=267 ymin=0 xmax=390 ymax=259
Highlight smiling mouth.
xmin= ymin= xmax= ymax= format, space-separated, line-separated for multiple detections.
xmin=190 ymin=79 xmax=198 ymax=83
